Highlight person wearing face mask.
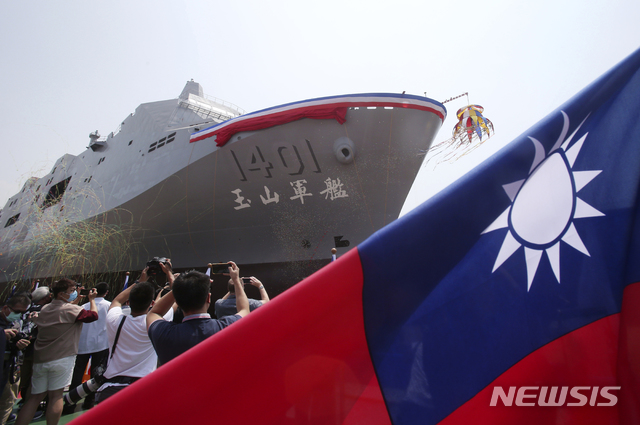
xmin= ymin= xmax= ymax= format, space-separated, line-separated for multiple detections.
xmin=0 ymin=292 xmax=31 ymax=424
xmin=15 ymin=287 xmax=52 ymax=419
xmin=14 ymin=279 xmax=98 ymax=425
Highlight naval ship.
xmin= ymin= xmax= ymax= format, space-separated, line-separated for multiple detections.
xmin=0 ymin=80 xmax=445 ymax=295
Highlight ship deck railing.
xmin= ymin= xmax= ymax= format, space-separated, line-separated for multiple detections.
xmin=179 ymin=100 xmax=241 ymax=122
xmin=200 ymin=94 xmax=246 ymax=115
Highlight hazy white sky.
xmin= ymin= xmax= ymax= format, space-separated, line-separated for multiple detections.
xmin=1 ymin=0 xmax=639 ymax=213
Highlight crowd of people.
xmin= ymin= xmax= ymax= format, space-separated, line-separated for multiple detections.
xmin=0 ymin=260 xmax=269 ymax=425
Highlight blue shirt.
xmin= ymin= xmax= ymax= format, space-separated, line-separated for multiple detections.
xmin=214 ymin=295 xmax=263 ymax=319
xmin=148 ymin=313 xmax=240 ymax=365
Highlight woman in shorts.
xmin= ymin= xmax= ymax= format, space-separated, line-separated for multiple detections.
xmin=15 ymin=278 xmax=98 ymax=425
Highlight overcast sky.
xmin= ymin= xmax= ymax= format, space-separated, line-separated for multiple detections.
xmin=1 ymin=0 xmax=639 ymax=214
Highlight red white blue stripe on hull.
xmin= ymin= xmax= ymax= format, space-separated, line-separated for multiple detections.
xmin=190 ymin=93 xmax=447 ymax=145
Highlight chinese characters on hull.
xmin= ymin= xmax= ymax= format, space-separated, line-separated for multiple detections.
xmin=231 ymin=189 xmax=251 ymax=210
xmin=229 ymin=139 xmax=348 ymax=210
xmin=232 ymin=177 xmax=349 ymax=210
xmin=319 ymin=177 xmax=348 ymax=201
xmin=290 ymin=180 xmax=312 ymax=204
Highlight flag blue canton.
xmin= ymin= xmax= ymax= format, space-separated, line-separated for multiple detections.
xmin=360 ymin=48 xmax=640 ymax=425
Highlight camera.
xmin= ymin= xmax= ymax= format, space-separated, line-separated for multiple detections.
xmin=147 ymin=257 xmax=171 ymax=276
xmin=16 ymin=331 xmax=32 ymax=341
xmin=18 ymin=319 xmax=37 ymax=341
xmin=63 ymin=365 xmax=106 ymax=405
xmin=156 ymin=285 xmax=171 ymax=299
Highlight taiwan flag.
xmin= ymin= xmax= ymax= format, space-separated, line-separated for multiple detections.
xmin=70 ymin=48 xmax=640 ymax=425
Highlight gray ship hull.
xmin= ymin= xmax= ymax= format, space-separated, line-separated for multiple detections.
xmin=0 ymin=82 xmax=445 ymax=293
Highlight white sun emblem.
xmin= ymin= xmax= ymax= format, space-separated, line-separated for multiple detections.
xmin=483 ymin=111 xmax=604 ymax=291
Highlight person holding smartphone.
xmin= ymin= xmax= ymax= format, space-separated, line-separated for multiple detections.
xmin=146 ymin=261 xmax=249 ymax=365
xmin=94 ymin=267 xmax=174 ymax=405
xmin=65 ymin=282 xmax=111 ymax=412
xmin=214 ymin=276 xmax=270 ymax=319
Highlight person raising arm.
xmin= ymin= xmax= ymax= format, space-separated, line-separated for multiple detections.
xmin=147 ymin=261 xmax=248 ymax=365
xmin=229 ymin=263 xmax=250 ymax=318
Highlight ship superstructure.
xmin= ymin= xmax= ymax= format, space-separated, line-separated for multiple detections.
xmin=0 ymin=81 xmax=445 ymax=292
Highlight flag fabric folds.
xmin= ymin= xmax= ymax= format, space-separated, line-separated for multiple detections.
xmin=359 ymin=47 xmax=640 ymax=424
xmin=121 ymin=274 xmax=130 ymax=290
xmin=71 ymin=48 xmax=640 ymax=425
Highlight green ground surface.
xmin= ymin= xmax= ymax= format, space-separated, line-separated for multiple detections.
xmin=9 ymin=400 xmax=87 ymax=425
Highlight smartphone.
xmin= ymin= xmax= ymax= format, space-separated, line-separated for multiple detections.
xmin=80 ymin=288 xmax=90 ymax=296
xmin=210 ymin=263 xmax=230 ymax=274
xmin=241 ymin=277 xmax=252 ymax=284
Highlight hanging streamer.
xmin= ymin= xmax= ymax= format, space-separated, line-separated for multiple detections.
xmin=426 ymin=104 xmax=494 ymax=166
